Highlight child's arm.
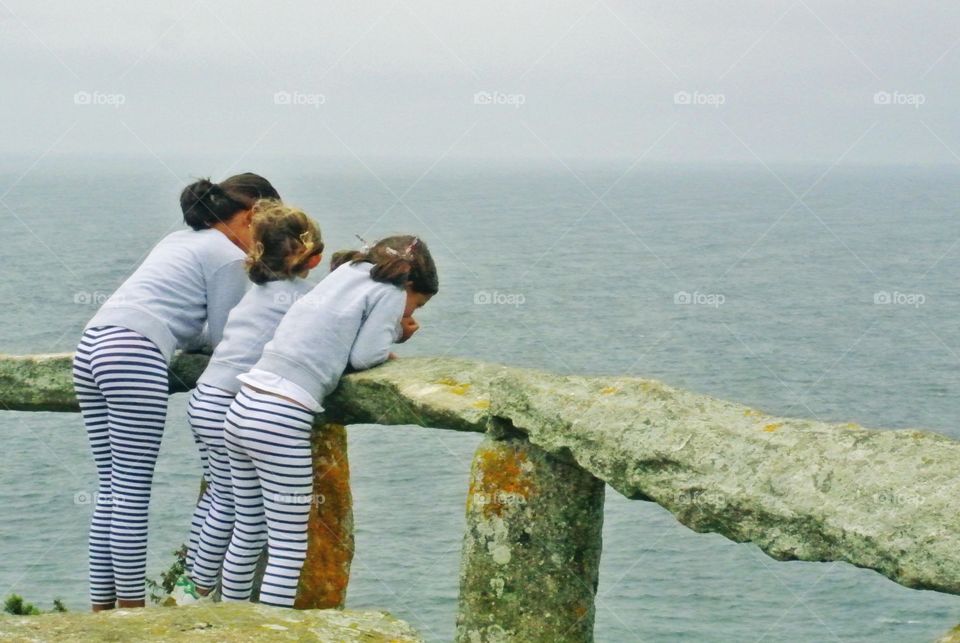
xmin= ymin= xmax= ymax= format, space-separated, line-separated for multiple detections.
xmin=182 ymin=323 xmax=212 ymax=354
xmin=206 ymin=261 xmax=249 ymax=348
xmin=349 ymin=290 xmax=405 ymax=370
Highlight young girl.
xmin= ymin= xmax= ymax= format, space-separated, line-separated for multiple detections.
xmin=176 ymin=201 xmax=323 ymax=602
xmin=72 ymin=173 xmax=280 ymax=612
xmin=220 ymin=235 xmax=437 ymax=608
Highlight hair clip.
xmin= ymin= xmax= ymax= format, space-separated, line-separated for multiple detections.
xmin=299 ymin=231 xmax=314 ymax=253
xmin=249 ymin=241 xmax=265 ymax=262
xmin=355 ymin=234 xmax=370 ymax=253
xmin=382 ymin=237 xmax=419 ymax=261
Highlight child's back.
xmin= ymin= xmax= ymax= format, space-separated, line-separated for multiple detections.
xmin=88 ymin=227 xmax=247 ymax=361
xmin=199 ymin=278 xmax=314 ymax=393
xmin=256 ymin=261 xmax=405 ymax=406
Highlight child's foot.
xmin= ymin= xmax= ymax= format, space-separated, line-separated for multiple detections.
xmin=163 ymin=574 xmax=209 ymax=606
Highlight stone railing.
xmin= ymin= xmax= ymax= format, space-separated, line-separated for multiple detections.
xmin=3 ymin=353 xmax=960 ymax=642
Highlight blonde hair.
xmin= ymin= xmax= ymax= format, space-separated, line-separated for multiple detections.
xmin=246 ymin=200 xmax=323 ymax=285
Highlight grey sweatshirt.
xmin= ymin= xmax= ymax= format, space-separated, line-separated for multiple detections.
xmin=85 ymin=228 xmax=248 ymax=363
xmin=198 ymin=278 xmax=314 ymax=393
xmin=254 ymin=261 xmax=405 ymax=403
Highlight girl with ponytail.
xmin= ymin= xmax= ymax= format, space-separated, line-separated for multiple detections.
xmin=72 ymin=172 xmax=279 ymax=612
xmin=216 ymin=235 xmax=438 ymax=608
xmin=171 ymin=202 xmax=323 ymax=604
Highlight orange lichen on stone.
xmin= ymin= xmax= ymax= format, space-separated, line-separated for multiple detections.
xmin=762 ymin=422 xmax=782 ymax=433
xmin=468 ymin=443 xmax=536 ymax=518
xmin=472 ymin=399 xmax=491 ymax=409
xmin=600 ymin=386 xmax=619 ymax=395
xmin=295 ymin=422 xmax=354 ymax=610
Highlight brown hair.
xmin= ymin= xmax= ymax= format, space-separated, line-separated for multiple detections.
xmin=180 ymin=172 xmax=281 ymax=231
xmin=246 ymin=201 xmax=323 ymax=285
xmin=330 ymin=235 xmax=438 ymax=295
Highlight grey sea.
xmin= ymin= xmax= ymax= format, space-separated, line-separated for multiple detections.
xmin=2 ymin=158 xmax=960 ymax=642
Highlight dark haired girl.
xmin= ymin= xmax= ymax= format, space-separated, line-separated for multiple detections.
xmin=219 ymin=235 xmax=438 ymax=608
xmin=72 ymin=172 xmax=279 ymax=612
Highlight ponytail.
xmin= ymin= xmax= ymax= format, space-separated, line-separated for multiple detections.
xmin=180 ymin=172 xmax=281 ymax=231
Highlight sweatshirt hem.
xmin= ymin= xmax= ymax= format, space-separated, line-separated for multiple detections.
xmin=255 ymin=351 xmax=329 ymax=400
xmin=85 ymin=305 xmax=177 ymax=363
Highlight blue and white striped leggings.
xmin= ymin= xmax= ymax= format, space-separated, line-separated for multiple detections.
xmin=220 ymin=387 xmax=314 ymax=608
xmin=185 ymin=383 xmax=236 ymax=590
xmin=72 ymin=326 xmax=169 ymax=605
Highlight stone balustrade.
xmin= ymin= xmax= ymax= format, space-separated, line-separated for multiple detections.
xmin=4 ymin=352 xmax=960 ymax=642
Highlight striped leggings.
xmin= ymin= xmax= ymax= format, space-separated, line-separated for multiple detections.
xmin=220 ymin=387 xmax=314 ymax=608
xmin=185 ymin=383 xmax=236 ymax=590
xmin=72 ymin=326 xmax=169 ymax=605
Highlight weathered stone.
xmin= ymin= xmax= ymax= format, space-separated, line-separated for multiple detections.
xmin=456 ymin=435 xmax=604 ymax=643
xmin=0 ymin=603 xmax=422 ymax=641
xmin=296 ymin=421 xmax=354 ymax=609
xmin=938 ymin=624 xmax=960 ymax=642
xmin=332 ymin=358 xmax=960 ymax=597
xmin=0 ymin=353 xmax=77 ymax=411
xmin=246 ymin=421 xmax=355 ymax=608
xmin=7 ymin=353 xmax=960 ymax=596
xmin=0 ymin=352 xmax=206 ymax=411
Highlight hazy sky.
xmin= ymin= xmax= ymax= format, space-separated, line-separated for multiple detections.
xmin=2 ymin=1 xmax=959 ymax=164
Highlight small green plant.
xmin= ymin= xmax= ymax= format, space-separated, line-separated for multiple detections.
xmin=145 ymin=545 xmax=187 ymax=604
xmin=3 ymin=594 xmax=69 ymax=615
xmin=4 ymin=595 xmax=41 ymax=615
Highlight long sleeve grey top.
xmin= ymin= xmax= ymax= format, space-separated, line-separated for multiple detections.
xmin=253 ymin=261 xmax=405 ymax=403
xmin=85 ymin=228 xmax=248 ymax=363
xmin=198 ymin=278 xmax=314 ymax=393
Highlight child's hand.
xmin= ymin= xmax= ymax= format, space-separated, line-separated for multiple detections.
xmin=398 ymin=316 xmax=420 ymax=343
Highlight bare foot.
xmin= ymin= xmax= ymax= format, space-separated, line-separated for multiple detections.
xmin=91 ymin=603 xmax=115 ymax=613
xmin=117 ymin=599 xmax=145 ymax=609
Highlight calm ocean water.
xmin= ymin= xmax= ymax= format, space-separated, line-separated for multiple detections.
xmin=2 ymin=159 xmax=960 ymax=641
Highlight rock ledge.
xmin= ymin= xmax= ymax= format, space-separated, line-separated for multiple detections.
xmin=0 ymin=603 xmax=423 ymax=642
